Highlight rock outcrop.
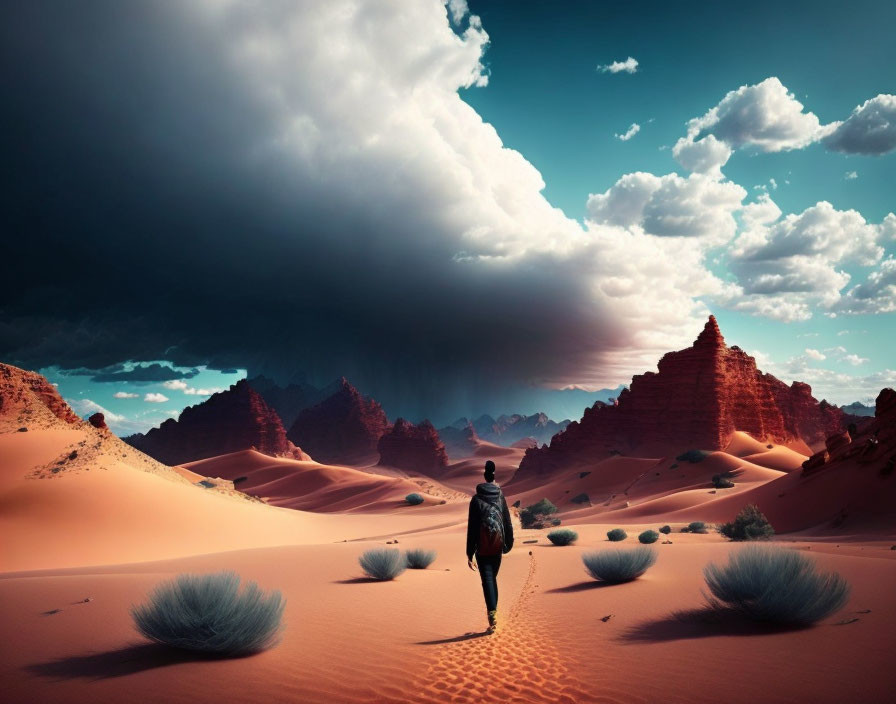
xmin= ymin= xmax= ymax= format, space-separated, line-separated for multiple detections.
xmin=378 ymin=418 xmax=449 ymax=473
xmin=126 ymin=380 xmax=299 ymax=465
xmin=88 ymin=412 xmax=107 ymax=430
xmin=516 ymin=316 xmax=854 ymax=479
xmin=802 ymin=387 xmax=896 ymax=478
xmin=0 ymin=363 xmax=82 ymax=429
xmin=287 ymin=378 xmax=389 ymax=464
xmin=437 ymin=420 xmax=480 ymax=457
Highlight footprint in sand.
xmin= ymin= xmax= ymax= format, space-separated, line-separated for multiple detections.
xmin=412 ymin=552 xmax=584 ymax=704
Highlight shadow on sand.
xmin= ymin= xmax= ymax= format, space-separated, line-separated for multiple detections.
xmin=333 ymin=577 xmax=389 ymax=584
xmin=546 ymin=580 xmax=617 ymax=594
xmin=416 ymin=630 xmax=492 ymax=645
xmin=25 ymin=643 xmax=225 ymax=681
xmin=618 ymin=607 xmax=806 ymax=644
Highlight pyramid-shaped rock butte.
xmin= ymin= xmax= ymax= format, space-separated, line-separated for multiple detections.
xmin=125 ymin=380 xmax=295 ymax=465
xmin=287 ymin=378 xmax=389 ymax=464
xmin=517 ymin=316 xmax=850 ymax=477
xmin=378 ymin=418 xmax=448 ymax=473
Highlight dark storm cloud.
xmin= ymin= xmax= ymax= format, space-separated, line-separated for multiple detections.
xmin=0 ymin=1 xmax=707 ymax=423
xmin=81 ymin=364 xmax=200 ymax=383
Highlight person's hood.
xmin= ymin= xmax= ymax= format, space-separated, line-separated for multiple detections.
xmin=475 ymin=482 xmax=502 ymax=506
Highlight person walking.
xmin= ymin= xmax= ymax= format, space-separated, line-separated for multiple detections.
xmin=466 ymin=460 xmax=514 ymax=632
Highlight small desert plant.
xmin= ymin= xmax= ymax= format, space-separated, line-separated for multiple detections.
xmin=638 ymin=530 xmax=659 ymax=544
xmin=197 ymin=480 xmax=216 ymax=489
xmin=682 ymin=521 xmax=708 ymax=534
xmin=551 ymin=518 xmax=562 ymax=526
xmin=520 ymin=508 xmax=536 ymax=527
xmin=512 ymin=500 xmax=521 ymax=508
xmin=359 ymin=548 xmax=406 ymax=580
xmin=404 ymin=549 xmax=437 ymax=569
xmin=703 ymin=546 xmax=849 ymax=625
xmin=711 ymin=473 xmax=735 ymax=489
xmin=404 ymin=493 xmax=424 ymax=505
xmin=527 ymin=498 xmax=558 ymax=516
xmin=607 ymin=528 xmax=627 ymax=542
xmin=131 ymin=572 xmax=284 ymax=655
xmin=676 ymin=449 xmax=710 ymax=463
xmin=232 ymin=476 xmax=248 ymax=485
xmin=583 ymin=547 xmax=657 ymax=583
xmin=659 ymin=525 xmax=671 ymax=534
xmin=547 ymin=529 xmax=578 ymax=546
xmin=570 ymin=492 xmax=590 ymax=504
xmin=719 ymin=504 xmax=774 ymax=541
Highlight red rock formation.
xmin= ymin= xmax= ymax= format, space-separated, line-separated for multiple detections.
xmin=378 ymin=418 xmax=449 ymax=473
xmin=0 ymin=363 xmax=81 ymax=426
xmin=126 ymin=380 xmax=298 ymax=465
xmin=88 ymin=412 xmax=107 ymax=430
xmin=516 ymin=316 xmax=854 ymax=479
xmin=287 ymin=378 xmax=389 ymax=464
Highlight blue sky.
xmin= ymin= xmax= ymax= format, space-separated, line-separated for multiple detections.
xmin=460 ymin=0 xmax=896 ymax=402
xmin=3 ymin=0 xmax=894 ymax=431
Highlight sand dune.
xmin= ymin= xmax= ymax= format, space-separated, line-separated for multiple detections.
xmin=0 ymin=427 xmax=467 ymax=572
xmin=184 ymin=450 xmax=461 ymax=512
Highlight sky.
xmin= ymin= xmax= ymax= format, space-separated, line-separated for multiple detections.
xmin=1 ymin=0 xmax=894 ymax=434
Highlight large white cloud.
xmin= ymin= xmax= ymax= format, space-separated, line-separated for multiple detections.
xmin=182 ymin=0 xmax=727 ymax=392
xmin=832 ymin=257 xmax=896 ymax=315
xmin=724 ymin=199 xmax=895 ymax=321
xmin=686 ymin=77 xmax=831 ymax=153
xmin=824 ymin=94 xmax=896 ymax=155
xmin=586 ymin=171 xmax=746 ymax=246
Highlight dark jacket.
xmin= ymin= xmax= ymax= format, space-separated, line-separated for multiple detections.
xmin=466 ymin=482 xmax=514 ymax=560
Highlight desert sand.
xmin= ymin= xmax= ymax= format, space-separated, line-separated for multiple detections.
xmin=2 ymin=420 xmax=895 ymax=703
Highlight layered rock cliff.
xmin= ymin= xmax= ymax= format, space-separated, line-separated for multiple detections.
xmin=516 ymin=316 xmax=853 ymax=478
xmin=0 ymin=363 xmax=82 ymax=429
xmin=378 ymin=418 xmax=449 ymax=473
xmin=126 ymin=380 xmax=298 ymax=465
xmin=287 ymin=378 xmax=389 ymax=464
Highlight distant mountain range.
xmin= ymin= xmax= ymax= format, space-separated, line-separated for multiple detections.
xmin=443 ymin=412 xmax=571 ymax=448
xmin=839 ymin=401 xmax=875 ymax=417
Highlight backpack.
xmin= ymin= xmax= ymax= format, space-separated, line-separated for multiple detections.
xmin=477 ymin=497 xmax=505 ymax=556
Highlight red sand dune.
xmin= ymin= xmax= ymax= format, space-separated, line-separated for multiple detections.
xmin=184 ymin=450 xmax=457 ymax=512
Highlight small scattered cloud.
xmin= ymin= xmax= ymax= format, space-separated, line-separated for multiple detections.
xmin=113 ymin=391 xmax=139 ymax=399
xmin=823 ymin=94 xmax=896 ymax=155
xmin=446 ymin=0 xmax=468 ymax=24
xmin=163 ymin=379 xmax=223 ymax=396
xmin=144 ymin=392 xmax=169 ymax=403
xmin=672 ymin=135 xmax=733 ymax=177
xmin=804 ymin=348 xmax=826 ymax=360
xmin=597 ymin=56 xmax=638 ymax=74
xmin=615 ymin=123 xmax=640 ymax=141
xmin=69 ymin=398 xmax=125 ymax=422
xmin=844 ymin=353 xmax=869 ymax=366
xmin=845 ymin=170 xmax=858 ymax=180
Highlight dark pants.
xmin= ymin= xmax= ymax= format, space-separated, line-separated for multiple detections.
xmin=476 ymin=553 xmax=502 ymax=612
